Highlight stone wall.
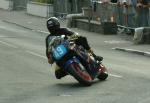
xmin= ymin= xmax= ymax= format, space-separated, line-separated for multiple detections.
xmin=0 ymin=0 xmax=12 ymax=10
xmin=27 ymin=2 xmax=53 ymax=17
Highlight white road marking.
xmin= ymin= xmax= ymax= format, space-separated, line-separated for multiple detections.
xmin=0 ymin=25 xmax=17 ymax=32
xmin=0 ymin=36 xmax=11 ymax=38
xmin=0 ymin=25 xmax=26 ymax=33
xmin=104 ymin=40 xmax=128 ymax=44
xmin=26 ymin=50 xmax=47 ymax=59
xmin=59 ymin=94 xmax=72 ymax=97
xmin=36 ymin=30 xmax=49 ymax=34
xmin=109 ymin=73 xmax=123 ymax=78
xmin=0 ymin=40 xmax=18 ymax=48
xmin=0 ymin=25 xmax=7 ymax=29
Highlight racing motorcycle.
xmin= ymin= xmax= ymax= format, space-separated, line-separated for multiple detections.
xmin=47 ymin=35 xmax=108 ymax=86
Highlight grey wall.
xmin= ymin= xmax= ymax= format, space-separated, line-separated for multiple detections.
xmin=13 ymin=0 xmax=28 ymax=10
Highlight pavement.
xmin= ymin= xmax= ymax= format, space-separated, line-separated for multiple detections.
xmin=0 ymin=9 xmax=150 ymax=57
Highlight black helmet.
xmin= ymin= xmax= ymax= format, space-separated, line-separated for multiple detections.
xmin=47 ymin=17 xmax=60 ymax=33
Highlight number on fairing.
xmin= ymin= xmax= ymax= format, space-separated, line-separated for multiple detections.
xmin=57 ymin=47 xmax=64 ymax=55
xmin=53 ymin=45 xmax=67 ymax=60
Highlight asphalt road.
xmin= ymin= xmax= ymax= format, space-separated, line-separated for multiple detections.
xmin=0 ymin=20 xmax=150 ymax=103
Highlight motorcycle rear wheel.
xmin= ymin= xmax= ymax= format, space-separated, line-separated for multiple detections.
xmin=67 ymin=62 xmax=92 ymax=86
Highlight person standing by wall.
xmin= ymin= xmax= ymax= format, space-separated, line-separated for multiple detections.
xmin=117 ymin=0 xmax=124 ymax=25
xmin=149 ymin=4 xmax=150 ymax=26
xmin=122 ymin=0 xmax=136 ymax=28
xmin=136 ymin=0 xmax=149 ymax=27
xmin=100 ymin=0 xmax=111 ymax=22
xmin=111 ymin=0 xmax=118 ymax=22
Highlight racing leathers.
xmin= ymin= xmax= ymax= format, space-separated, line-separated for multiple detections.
xmin=45 ymin=28 xmax=103 ymax=79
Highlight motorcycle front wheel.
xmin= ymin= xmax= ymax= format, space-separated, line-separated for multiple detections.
xmin=97 ymin=64 xmax=108 ymax=80
xmin=66 ymin=62 xmax=92 ymax=86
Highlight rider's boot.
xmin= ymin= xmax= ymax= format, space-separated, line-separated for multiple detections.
xmin=88 ymin=49 xmax=103 ymax=61
xmin=55 ymin=68 xmax=68 ymax=79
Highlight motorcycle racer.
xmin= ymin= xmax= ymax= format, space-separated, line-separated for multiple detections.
xmin=45 ymin=17 xmax=103 ymax=79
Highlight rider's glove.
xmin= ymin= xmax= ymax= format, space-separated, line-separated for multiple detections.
xmin=68 ymin=32 xmax=80 ymax=41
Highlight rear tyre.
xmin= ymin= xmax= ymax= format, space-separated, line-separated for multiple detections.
xmin=66 ymin=62 xmax=92 ymax=86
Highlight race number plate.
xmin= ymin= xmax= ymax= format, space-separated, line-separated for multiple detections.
xmin=53 ymin=44 xmax=68 ymax=60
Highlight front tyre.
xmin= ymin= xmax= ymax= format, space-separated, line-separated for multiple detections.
xmin=66 ymin=62 xmax=92 ymax=86
xmin=97 ymin=64 xmax=108 ymax=80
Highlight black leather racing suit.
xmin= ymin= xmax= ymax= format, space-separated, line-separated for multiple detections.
xmin=45 ymin=28 xmax=91 ymax=59
xmin=45 ymin=28 xmax=103 ymax=79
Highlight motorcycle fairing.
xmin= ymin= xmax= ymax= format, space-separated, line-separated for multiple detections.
xmin=53 ymin=44 xmax=68 ymax=60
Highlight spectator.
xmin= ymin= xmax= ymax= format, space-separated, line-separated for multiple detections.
xmin=122 ymin=0 xmax=136 ymax=28
xmin=131 ymin=0 xmax=138 ymax=8
xmin=111 ymin=0 xmax=118 ymax=22
xmin=149 ymin=5 xmax=150 ymax=26
xmin=91 ymin=0 xmax=97 ymax=12
xmin=117 ymin=0 xmax=124 ymax=25
xmin=136 ymin=0 xmax=149 ymax=27
xmin=100 ymin=0 xmax=111 ymax=22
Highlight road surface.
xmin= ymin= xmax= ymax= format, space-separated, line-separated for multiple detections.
xmin=0 ymin=20 xmax=150 ymax=103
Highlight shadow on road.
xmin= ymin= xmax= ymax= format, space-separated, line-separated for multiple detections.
xmin=53 ymin=79 xmax=107 ymax=88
